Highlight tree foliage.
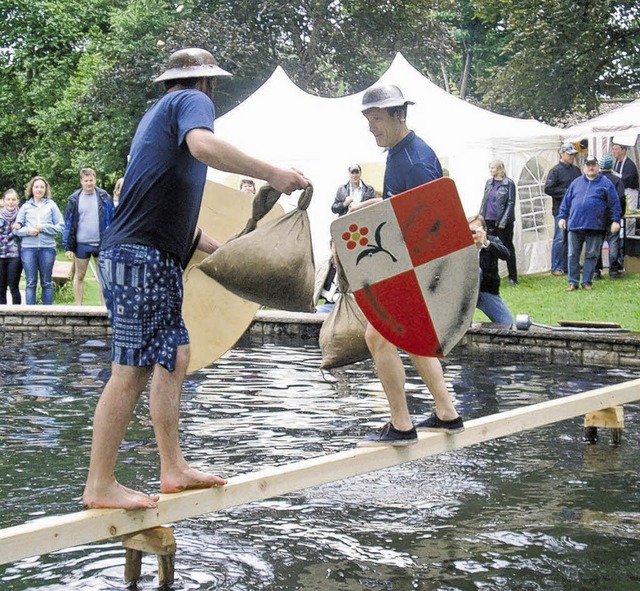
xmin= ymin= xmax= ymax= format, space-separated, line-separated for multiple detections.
xmin=472 ymin=0 xmax=640 ymax=122
xmin=0 ymin=0 xmax=638 ymax=205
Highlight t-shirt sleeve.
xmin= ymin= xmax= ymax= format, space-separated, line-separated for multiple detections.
xmin=176 ymin=91 xmax=216 ymax=147
xmin=406 ymin=159 xmax=443 ymax=188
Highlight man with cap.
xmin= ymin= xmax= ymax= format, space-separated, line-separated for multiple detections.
xmin=544 ymin=143 xmax=581 ymax=275
xmin=83 ymin=48 xmax=308 ymax=510
xmin=595 ymin=154 xmax=625 ymax=278
xmin=331 ymin=163 xmax=377 ymax=216
xmin=558 ymin=155 xmax=621 ymax=291
xmin=352 ymin=84 xmax=463 ymax=447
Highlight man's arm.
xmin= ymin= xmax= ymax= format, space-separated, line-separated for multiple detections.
xmin=186 ymin=128 xmax=308 ymax=194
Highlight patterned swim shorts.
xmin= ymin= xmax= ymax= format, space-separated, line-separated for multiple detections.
xmin=99 ymin=244 xmax=189 ymax=372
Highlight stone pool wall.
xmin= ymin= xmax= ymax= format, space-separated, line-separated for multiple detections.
xmin=0 ymin=305 xmax=638 ymax=369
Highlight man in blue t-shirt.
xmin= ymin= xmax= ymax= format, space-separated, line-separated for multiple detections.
xmin=352 ymin=84 xmax=464 ymax=447
xmin=83 ymin=48 xmax=308 ymax=511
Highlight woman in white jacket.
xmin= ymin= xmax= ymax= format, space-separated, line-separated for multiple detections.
xmin=14 ymin=176 xmax=65 ymax=304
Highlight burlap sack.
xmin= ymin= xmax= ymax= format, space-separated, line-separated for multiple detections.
xmin=197 ymin=185 xmax=315 ymax=312
xmin=319 ymin=257 xmax=370 ymax=369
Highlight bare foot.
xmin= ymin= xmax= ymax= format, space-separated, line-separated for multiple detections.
xmin=83 ymin=481 xmax=160 ymax=510
xmin=160 ymin=467 xmax=227 ymax=494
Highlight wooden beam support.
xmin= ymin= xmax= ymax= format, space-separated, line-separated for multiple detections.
xmin=1 ymin=378 xmax=640 ymax=565
xmin=584 ymin=405 xmax=625 ymax=445
xmin=122 ymin=526 xmax=176 ymax=587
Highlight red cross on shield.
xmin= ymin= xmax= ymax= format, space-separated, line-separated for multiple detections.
xmin=330 ymin=178 xmax=479 ymax=357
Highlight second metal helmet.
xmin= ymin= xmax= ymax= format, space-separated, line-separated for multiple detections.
xmin=154 ymin=48 xmax=232 ymax=83
xmin=361 ymin=84 xmax=414 ymax=111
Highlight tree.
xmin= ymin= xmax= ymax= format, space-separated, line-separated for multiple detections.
xmin=472 ymin=0 xmax=640 ymax=123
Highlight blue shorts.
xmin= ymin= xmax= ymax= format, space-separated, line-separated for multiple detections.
xmin=75 ymin=243 xmax=100 ymax=259
xmin=98 ymin=244 xmax=189 ymax=372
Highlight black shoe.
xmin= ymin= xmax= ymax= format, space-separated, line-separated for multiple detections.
xmin=358 ymin=422 xmax=418 ymax=447
xmin=593 ymin=272 xmax=602 ymax=280
xmin=415 ymin=413 xmax=465 ymax=434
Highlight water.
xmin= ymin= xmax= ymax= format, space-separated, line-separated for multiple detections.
xmin=1 ymin=334 xmax=640 ymax=590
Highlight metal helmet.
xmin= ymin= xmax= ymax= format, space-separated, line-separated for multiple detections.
xmin=154 ymin=48 xmax=232 ymax=83
xmin=361 ymin=84 xmax=414 ymax=112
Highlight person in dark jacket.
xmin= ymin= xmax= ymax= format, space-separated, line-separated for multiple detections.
xmin=331 ymin=163 xmax=377 ymax=216
xmin=468 ymin=215 xmax=514 ymax=325
xmin=558 ymin=155 xmax=622 ymax=291
xmin=63 ymin=168 xmax=115 ymax=305
xmin=595 ymin=154 xmax=626 ymax=278
xmin=544 ymin=143 xmax=581 ymax=275
xmin=612 ymin=142 xmax=639 ymax=236
xmin=479 ymin=159 xmax=518 ymax=285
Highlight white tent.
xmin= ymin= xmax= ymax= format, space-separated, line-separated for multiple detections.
xmin=211 ymin=53 xmax=563 ymax=274
xmin=563 ymin=99 xmax=640 ymax=152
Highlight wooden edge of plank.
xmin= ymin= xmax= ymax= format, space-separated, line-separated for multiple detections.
xmin=1 ymin=378 xmax=640 ymax=565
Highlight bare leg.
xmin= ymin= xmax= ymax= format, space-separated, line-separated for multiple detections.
xmin=365 ymin=323 xmax=413 ymax=431
xmin=93 ymin=256 xmax=105 ymax=305
xmin=407 ymin=353 xmax=459 ymax=420
xmin=73 ymin=257 xmax=90 ymax=305
xmin=151 ymin=344 xmax=227 ymax=493
xmin=83 ymin=363 xmax=158 ymax=509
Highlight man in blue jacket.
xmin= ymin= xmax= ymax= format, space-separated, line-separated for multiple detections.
xmin=63 ymin=168 xmax=114 ymax=304
xmin=558 ymin=155 xmax=621 ymax=291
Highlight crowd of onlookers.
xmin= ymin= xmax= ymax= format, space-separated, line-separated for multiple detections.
xmin=0 ymin=168 xmax=120 ymax=306
xmin=2 ymin=141 xmax=638 ymax=309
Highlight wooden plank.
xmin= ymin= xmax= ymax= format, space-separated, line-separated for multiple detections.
xmin=1 ymin=378 xmax=640 ymax=565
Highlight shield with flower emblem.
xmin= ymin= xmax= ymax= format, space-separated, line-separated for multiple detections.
xmin=330 ymin=177 xmax=478 ymax=357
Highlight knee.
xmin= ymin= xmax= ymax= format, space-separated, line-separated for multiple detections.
xmin=364 ymin=325 xmax=392 ymax=355
xmin=174 ymin=345 xmax=191 ymax=373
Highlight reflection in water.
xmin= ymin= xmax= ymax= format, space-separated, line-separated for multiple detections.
xmin=1 ymin=334 xmax=640 ymax=590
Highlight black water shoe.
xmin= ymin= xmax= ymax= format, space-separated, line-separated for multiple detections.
xmin=358 ymin=422 xmax=417 ymax=447
xmin=415 ymin=413 xmax=465 ymax=434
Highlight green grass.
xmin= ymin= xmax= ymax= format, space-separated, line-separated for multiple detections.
xmin=474 ymin=272 xmax=640 ymax=332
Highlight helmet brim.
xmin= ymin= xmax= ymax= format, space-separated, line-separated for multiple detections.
xmin=154 ymin=63 xmax=233 ymax=82
xmin=361 ymin=98 xmax=415 ymax=112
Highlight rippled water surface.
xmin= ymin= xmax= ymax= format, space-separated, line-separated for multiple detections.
xmin=1 ymin=333 xmax=640 ymax=590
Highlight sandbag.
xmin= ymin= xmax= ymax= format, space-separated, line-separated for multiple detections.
xmin=197 ymin=185 xmax=315 ymax=312
xmin=319 ymin=256 xmax=370 ymax=369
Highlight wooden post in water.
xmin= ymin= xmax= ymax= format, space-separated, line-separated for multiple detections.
xmin=584 ymin=406 xmax=624 ymax=445
xmin=122 ymin=526 xmax=176 ymax=587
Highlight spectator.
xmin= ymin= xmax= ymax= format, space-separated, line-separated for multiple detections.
xmin=14 ymin=176 xmax=64 ymax=305
xmin=595 ymin=154 xmax=625 ymax=279
xmin=112 ymin=177 xmax=124 ymax=208
xmin=612 ymin=142 xmax=639 ymax=235
xmin=0 ymin=189 xmax=23 ymax=304
xmin=468 ymin=214 xmax=514 ymax=325
xmin=331 ymin=163 xmax=376 ymax=216
xmin=544 ymin=143 xmax=581 ymax=275
xmin=558 ymin=156 xmax=621 ymax=291
xmin=479 ymin=160 xmax=518 ymax=285
xmin=239 ymin=178 xmax=256 ymax=194
xmin=63 ymin=168 xmax=115 ymax=305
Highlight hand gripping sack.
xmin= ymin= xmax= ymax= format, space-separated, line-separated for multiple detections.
xmin=319 ymin=256 xmax=370 ymax=369
xmin=197 ymin=185 xmax=316 ymax=312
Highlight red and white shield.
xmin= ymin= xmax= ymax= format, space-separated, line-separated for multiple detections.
xmin=330 ymin=178 xmax=478 ymax=357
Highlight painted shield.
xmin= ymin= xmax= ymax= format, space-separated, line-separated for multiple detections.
xmin=330 ymin=177 xmax=478 ymax=357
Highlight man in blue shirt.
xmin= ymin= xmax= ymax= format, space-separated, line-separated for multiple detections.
xmin=558 ymin=155 xmax=621 ymax=291
xmin=352 ymin=85 xmax=463 ymax=446
xmin=83 ymin=48 xmax=308 ymax=510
